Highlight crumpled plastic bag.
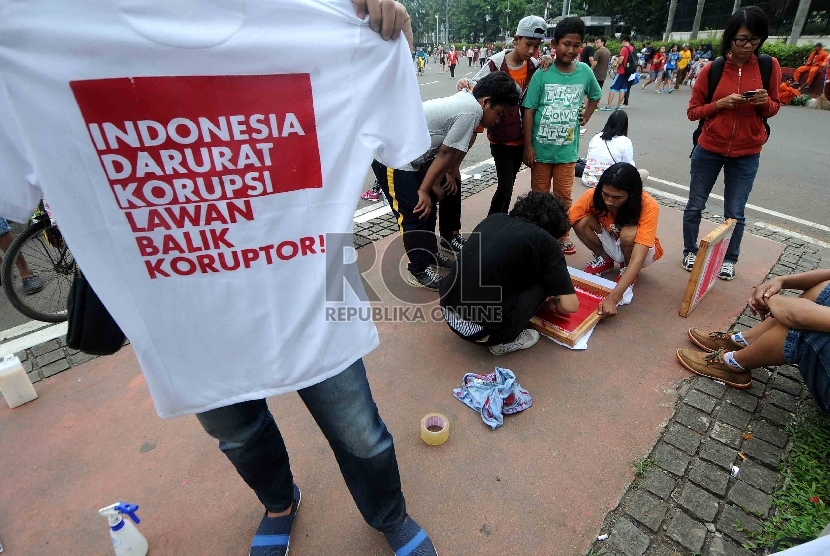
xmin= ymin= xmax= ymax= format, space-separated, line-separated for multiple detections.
xmin=452 ymin=367 xmax=532 ymax=429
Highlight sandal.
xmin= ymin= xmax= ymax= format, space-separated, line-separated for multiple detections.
xmin=250 ymin=484 xmax=301 ymax=556
xmin=384 ymin=516 xmax=438 ymax=556
xmin=559 ymin=241 xmax=577 ymax=255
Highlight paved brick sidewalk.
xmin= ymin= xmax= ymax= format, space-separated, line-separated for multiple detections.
xmin=589 ymin=196 xmax=830 ymax=556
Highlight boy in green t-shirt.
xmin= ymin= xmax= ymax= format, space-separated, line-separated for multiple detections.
xmin=522 ymin=16 xmax=601 ymax=254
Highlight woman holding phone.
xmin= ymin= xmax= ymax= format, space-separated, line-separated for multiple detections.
xmin=682 ymin=6 xmax=781 ymax=281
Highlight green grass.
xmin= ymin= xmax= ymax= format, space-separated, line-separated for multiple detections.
xmin=744 ymin=405 xmax=830 ymax=551
xmin=632 ymin=456 xmax=655 ymax=479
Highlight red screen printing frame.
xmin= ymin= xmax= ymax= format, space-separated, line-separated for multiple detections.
xmin=679 ymin=219 xmax=736 ymax=317
xmin=530 ymin=275 xmax=612 ymax=347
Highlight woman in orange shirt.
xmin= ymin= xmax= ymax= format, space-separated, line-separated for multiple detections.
xmin=569 ymin=162 xmax=664 ymax=319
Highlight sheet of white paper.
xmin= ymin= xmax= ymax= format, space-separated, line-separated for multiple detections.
xmin=539 ymin=267 xmax=634 ymax=350
xmin=568 ymin=266 xmax=634 ymax=305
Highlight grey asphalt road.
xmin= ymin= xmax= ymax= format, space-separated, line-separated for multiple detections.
xmin=358 ymin=60 xmax=829 ymax=243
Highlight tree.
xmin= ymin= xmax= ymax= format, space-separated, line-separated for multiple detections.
xmin=788 ymin=0 xmax=813 ymax=43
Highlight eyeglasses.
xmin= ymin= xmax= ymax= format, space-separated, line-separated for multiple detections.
xmin=733 ymin=37 xmax=762 ymax=46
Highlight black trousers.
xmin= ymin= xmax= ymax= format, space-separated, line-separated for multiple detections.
xmin=371 ymin=160 xmax=461 ymax=274
xmin=449 ymin=64 xmax=456 ymax=78
xmin=488 ymin=143 xmax=525 ymax=215
xmin=623 ymin=76 xmax=632 ymax=105
xmin=448 ymin=283 xmax=547 ymax=345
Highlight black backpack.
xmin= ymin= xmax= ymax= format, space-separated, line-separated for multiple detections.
xmin=691 ymin=54 xmax=773 ymax=157
xmin=624 ymin=45 xmax=637 ymax=75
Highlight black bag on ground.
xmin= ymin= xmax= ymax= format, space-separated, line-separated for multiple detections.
xmin=66 ymin=269 xmax=126 ymax=355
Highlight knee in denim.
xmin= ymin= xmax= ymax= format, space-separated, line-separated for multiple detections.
xmin=198 ymin=409 xmax=272 ymax=448
xmin=339 ymin=423 xmax=394 ymax=459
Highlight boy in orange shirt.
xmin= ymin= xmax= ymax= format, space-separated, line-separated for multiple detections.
xmin=457 ymin=16 xmax=552 ymax=215
xmin=569 ymin=162 xmax=663 ymax=319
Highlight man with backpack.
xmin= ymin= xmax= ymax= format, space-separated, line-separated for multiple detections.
xmin=600 ymin=36 xmax=636 ymax=111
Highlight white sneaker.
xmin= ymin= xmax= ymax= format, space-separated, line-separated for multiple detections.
xmin=489 ymin=329 xmax=540 ymax=355
xmin=682 ymin=252 xmax=696 ymax=271
xmin=718 ymin=261 xmax=736 ymax=281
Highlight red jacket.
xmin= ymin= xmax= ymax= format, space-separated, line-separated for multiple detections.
xmin=687 ymin=54 xmax=781 ymax=157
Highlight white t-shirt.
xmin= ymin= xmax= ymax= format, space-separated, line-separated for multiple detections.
xmin=0 ymin=0 xmax=429 ymax=418
xmin=403 ymin=92 xmax=482 ymax=171
xmin=581 ymin=134 xmax=635 ymax=187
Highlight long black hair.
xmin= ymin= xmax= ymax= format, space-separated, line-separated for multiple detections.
xmin=592 ymin=163 xmax=643 ymax=228
xmin=600 ymin=110 xmax=628 ymax=140
xmin=721 ymin=7 xmax=769 ymax=58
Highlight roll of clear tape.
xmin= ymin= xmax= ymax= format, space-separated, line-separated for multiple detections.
xmin=420 ymin=413 xmax=449 ymax=446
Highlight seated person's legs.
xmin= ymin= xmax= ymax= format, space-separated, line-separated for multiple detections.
xmin=572 ymin=214 xmax=605 ymax=257
xmin=679 ymin=279 xmax=830 ymax=409
xmin=486 ymin=283 xmax=547 ymax=346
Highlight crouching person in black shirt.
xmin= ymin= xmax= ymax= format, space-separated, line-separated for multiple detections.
xmin=439 ymin=192 xmax=579 ymax=355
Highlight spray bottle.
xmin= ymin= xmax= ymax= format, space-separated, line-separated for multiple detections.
xmin=98 ymin=503 xmax=148 ymax=556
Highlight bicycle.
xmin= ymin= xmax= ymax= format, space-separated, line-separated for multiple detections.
xmin=1 ymin=201 xmax=76 ymax=322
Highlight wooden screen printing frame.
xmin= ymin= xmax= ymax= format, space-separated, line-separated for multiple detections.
xmin=529 ymin=275 xmax=612 ymax=347
xmin=679 ymin=218 xmax=737 ymax=317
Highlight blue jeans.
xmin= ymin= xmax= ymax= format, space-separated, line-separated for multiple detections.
xmin=195 ymin=358 xmax=406 ymax=533
xmin=784 ymin=283 xmax=830 ymax=413
xmin=683 ymin=145 xmax=760 ymax=263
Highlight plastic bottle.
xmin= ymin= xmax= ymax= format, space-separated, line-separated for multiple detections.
xmin=0 ymin=354 xmax=37 ymax=408
xmin=98 ymin=503 xmax=148 ymax=556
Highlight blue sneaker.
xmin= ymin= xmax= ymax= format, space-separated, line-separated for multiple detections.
xmin=599 ymin=106 xmax=613 ymax=111
xmin=250 ymin=484 xmax=301 ymax=556
xmin=384 ymin=515 xmax=438 ymax=556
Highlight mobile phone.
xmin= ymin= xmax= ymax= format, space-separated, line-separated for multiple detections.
xmin=741 ymin=90 xmax=758 ymax=98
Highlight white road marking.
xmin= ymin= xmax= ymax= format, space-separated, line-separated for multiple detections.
xmin=644 ymin=186 xmax=688 ymax=204
xmin=354 ymin=204 xmax=392 ymax=223
xmin=0 ymin=322 xmax=68 ymax=358
xmin=753 ymin=222 xmax=830 ymax=249
xmin=460 ymin=173 xmax=471 ymax=180
xmin=646 ymin=186 xmax=830 ymax=248
xmin=0 ymin=320 xmax=49 ymax=342
xmin=418 ymin=81 xmax=439 ymax=86
xmin=354 ymin=203 xmax=383 ymax=218
xmin=461 ymin=157 xmax=494 ymax=172
xmin=647 ymin=176 xmax=830 ymax=233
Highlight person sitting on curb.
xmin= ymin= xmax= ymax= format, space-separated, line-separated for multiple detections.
xmin=793 ymin=42 xmax=828 ymax=90
xmin=677 ymin=269 xmax=830 ymax=412
xmin=439 ymin=191 xmax=578 ymax=355
xmin=569 ymin=163 xmax=663 ymax=319
xmin=371 ymin=71 xmax=520 ymax=291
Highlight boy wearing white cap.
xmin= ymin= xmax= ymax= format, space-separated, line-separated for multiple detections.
xmin=457 ymin=16 xmax=552 ymax=215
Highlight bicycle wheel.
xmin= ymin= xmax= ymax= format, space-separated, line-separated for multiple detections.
xmin=2 ymin=219 xmax=76 ymax=322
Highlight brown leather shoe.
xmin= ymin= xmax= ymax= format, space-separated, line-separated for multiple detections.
xmin=676 ymin=348 xmax=752 ymax=389
xmin=687 ymin=328 xmax=745 ymax=353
